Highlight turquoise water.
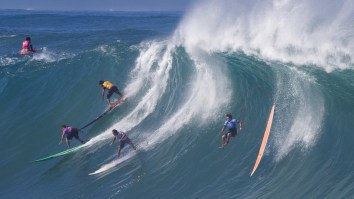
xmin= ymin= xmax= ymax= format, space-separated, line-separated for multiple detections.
xmin=1 ymin=1 xmax=354 ymax=198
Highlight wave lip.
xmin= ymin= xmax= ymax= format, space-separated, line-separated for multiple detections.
xmin=176 ymin=0 xmax=354 ymax=71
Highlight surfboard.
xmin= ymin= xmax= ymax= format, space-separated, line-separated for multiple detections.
xmin=110 ymin=96 xmax=127 ymax=110
xmin=19 ymin=48 xmax=36 ymax=55
xmin=32 ymin=143 xmax=86 ymax=162
xmin=250 ymin=104 xmax=275 ymax=176
xmin=80 ymin=96 xmax=126 ymax=130
xmin=89 ymin=151 xmax=136 ymax=175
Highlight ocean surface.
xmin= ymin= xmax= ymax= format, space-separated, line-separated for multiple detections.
xmin=1 ymin=0 xmax=354 ymax=198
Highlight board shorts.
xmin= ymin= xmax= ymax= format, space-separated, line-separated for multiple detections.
xmin=107 ymin=86 xmax=120 ymax=99
xmin=66 ymin=129 xmax=79 ymax=140
xmin=119 ymin=137 xmax=132 ymax=149
xmin=227 ymin=128 xmax=237 ymax=137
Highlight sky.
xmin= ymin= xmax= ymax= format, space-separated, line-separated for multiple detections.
xmin=0 ymin=0 xmax=194 ymax=11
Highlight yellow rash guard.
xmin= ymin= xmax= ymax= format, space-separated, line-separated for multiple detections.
xmin=102 ymin=81 xmax=114 ymax=90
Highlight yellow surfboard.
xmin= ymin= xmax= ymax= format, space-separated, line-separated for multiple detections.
xmin=250 ymin=104 xmax=275 ymax=176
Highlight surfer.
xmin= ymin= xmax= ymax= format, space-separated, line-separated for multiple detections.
xmin=219 ymin=113 xmax=243 ymax=149
xmin=110 ymin=129 xmax=136 ymax=158
xmin=20 ymin=37 xmax=35 ymax=54
xmin=99 ymin=80 xmax=123 ymax=107
xmin=59 ymin=125 xmax=85 ymax=148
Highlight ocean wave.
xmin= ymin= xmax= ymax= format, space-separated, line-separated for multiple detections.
xmin=176 ymin=0 xmax=354 ymax=72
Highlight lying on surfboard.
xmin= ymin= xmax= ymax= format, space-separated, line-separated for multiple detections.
xmin=19 ymin=36 xmax=36 ymax=55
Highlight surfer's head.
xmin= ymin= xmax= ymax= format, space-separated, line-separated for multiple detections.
xmin=26 ymin=37 xmax=31 ymax=41
xmin=112 ymin=129 xmax=119 ymax=136
xmin=225 ymin=114 xmax=232 ymax=120
xmin=61 ymin=125 xmax=67 ymax=130
xmin=99 ymin=80 xmax=104 ymax=85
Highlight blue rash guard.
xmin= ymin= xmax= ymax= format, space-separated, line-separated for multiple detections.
xmin=224 ymin=119 xmax=238 ymax=129
xmin=224 ymin=118 xmax=239 ymax=137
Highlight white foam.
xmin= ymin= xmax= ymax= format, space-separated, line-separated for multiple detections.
xmin=272 ymin=66 xmax=324 ymax=161
xmin=0 ymin=35 xmax=16 ymax=38
xmin=89 ymin=151 xmax=136 ymax=175
xmin=143 ymin=48 xmax=231 ymax=149
xmin=86 ymin=32 xmax=231 ymax=155
xmin=30 ymin=47 xmax=74 ymax=63
xmin=86 ymin=40 xmax=176 ymax=148
xmin=176 ymin=0 xmax=354 ymax=72
xmin=0 ymin=57 xmax=20 ymax=66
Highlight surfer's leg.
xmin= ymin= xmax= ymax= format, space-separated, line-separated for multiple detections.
xmin=221 ymin=135 xmax=224 ymax=147
xmin=220 ymin=134 xmax=227 ymax=148
xmin=226 ymin=133 xmax=232 ymax=144
xmin=73 ymin=131 xmax=84 ymax=144
xmin=66 ymin=138 xmax=71 ymax=148
xmin=107 ymin=98 xmax=113 ymax=106
xmin=107 ymin=90 xmax=113 ymax=105
xmin=117 ymin=147 xmax=122 ymax=158
xmin=74 ymin=137 xmax=84 ymax=144
xmin=115 ymin=90 xmax=123 ymax=97
xmin=113 ymin=86 xmax=123 ymax=97
xmin=129 ymin=141 xmax=136 ymax=150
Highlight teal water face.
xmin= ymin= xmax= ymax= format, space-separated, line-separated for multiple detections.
xmin=1 ymin=8 xmax=354 ymax=199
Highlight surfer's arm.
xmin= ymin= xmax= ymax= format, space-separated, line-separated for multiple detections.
xmin=121 ymin=132 xmax=126 ymax=139
xmin=110 ymin=137 xmax=116 ymax=146
xmin=59 ymin=132 xmax=65 ymax=145
xmin=219 ymin=126 xmax=226 ymax=135
xmin=238 ymin=120 xmax=243 ymax=131
xmin=118 ymin=132 xmax=127 ymax=142
xmin=107 ymin=98 xmax=112 ymax=106
xmin=28 ymin=44 xmax=34 ymax=51
xmin=101 ymin=88 xmax=105 ymax=100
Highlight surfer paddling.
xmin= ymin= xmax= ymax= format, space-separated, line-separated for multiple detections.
xmin=110 ymin=129 xmax=136 ymax=158
xmin=219 ymin=114 xmax=243 ymax=149
xmin=59 ymin=125 xmax=85 ymax=148
xmin=99 ymin=80 xmax=123 ymax=107
xmin=20 ymin=37 xmax=36 ymax=54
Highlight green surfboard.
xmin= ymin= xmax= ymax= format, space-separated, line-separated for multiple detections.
xmin=32 ymin=144 xmax=86 ymax=162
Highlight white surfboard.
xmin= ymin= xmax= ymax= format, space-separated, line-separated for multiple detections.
xmin=89 ymin=151 xmax=136 ymax=175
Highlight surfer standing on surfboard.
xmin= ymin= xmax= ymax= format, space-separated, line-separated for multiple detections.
xmin=219 ymin=113 xmax=243 ymax=149
xmin=110 ymin=129 xmax=136 ymax=158
xmin=59 ymin=125 xmax=85 ymax=148
xmin=99 ymin=80 xmax=124 ymax=107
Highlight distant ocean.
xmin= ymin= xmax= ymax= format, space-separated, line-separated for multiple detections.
xmin=1 ymin=0 xmax=354 ymax=198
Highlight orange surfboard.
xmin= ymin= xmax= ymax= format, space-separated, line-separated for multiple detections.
xmin=250 ymin=104 xmax=275 ymax=176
